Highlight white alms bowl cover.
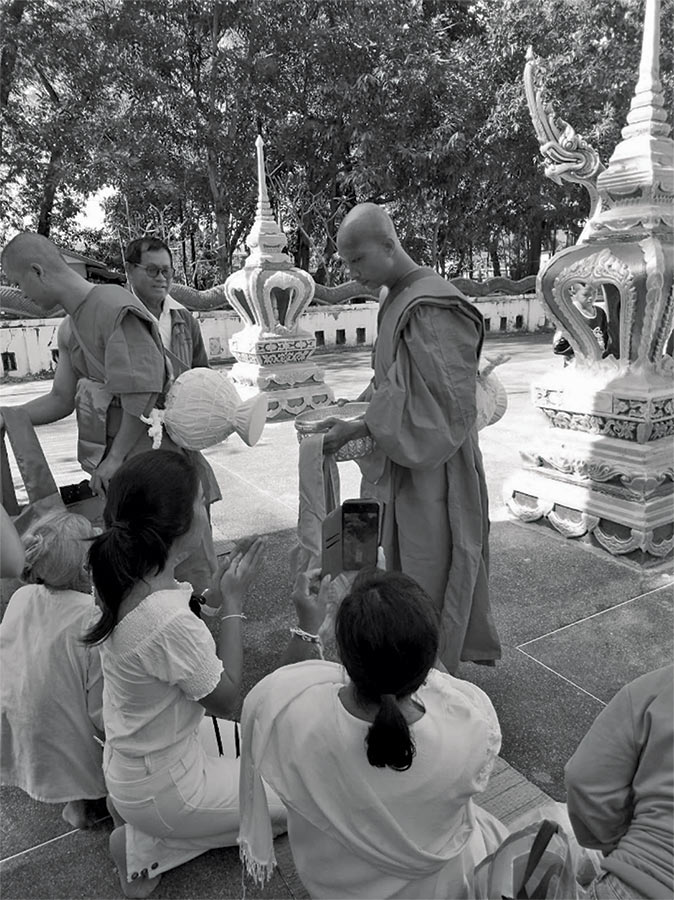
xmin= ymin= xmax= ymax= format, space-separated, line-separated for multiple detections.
xmin=163 ymin=368 xmax=268 ymax=450
xmin=476 ymin=371 xmax=508 ymax=430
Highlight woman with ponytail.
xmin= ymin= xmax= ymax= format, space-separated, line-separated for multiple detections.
xmin=239 ymin=568 xmax=508 ymax=899
xmin=84 ymin=450 xmax=284 ymax=899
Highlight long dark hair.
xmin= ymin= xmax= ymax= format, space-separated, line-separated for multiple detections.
xmin=335 ymin=569 xmax=439 ymax=771
xmin=84 ymin=451 xmax=199 ymax=644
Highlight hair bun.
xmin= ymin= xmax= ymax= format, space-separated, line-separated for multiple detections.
xmin=23 ymin=532 xmax=45 ymax=566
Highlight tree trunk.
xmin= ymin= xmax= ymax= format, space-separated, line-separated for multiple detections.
xmin=37 ymin=147 xmax=63 ymax=237
xmin=526 ymin=218 xmax=543 ymax=275
xmin=206 ymin=148 xmax=230 ymax=281
xmin=430 ymin=217 xmax=440 ymax=271
xmin=488 ymin=234 xmax=501 ymax=276
xmin=0 ymin=0 xmax=28 ymax=154
xmin=294 ymin=211 xmax=312 ymax=271
xmin=190 ymin=231 xmax=198 ymax=287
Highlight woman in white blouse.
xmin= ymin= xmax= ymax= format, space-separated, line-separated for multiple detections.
xmin=239 ymin=569 xmax=508 ymax=900
xmin=84 ymin=450 xmax=284 ymax=898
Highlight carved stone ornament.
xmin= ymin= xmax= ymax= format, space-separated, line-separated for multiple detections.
xmin=593 ymin=525 xmax=674 ymax=558
xmin=547 ymin=508 xmax=600 ymax=539
xmin=514 ymin=0 xmax=674 ymax=565
xmin=223 ymin=136 xmax=334 ymax=417
xmin=265 ymin=389 xmax=333 ymax=419
xmin=523 ymin=47 xmax=604 ymax=242
xmin=520 ymin=449 xmax=673 ymax=499
xmin=231 ymin=362 xmax=326 ymax=390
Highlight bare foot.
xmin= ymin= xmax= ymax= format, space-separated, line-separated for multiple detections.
xmin=106 ymin=795 xmax=125 ymax=829
xmin=62 ymin=800 xmax=97 ymax=829
xmin=109 ymin=826 xmax=162 ymax=899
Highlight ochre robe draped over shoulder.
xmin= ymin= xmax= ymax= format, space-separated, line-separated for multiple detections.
xmin=67 ymin=285 xmax=168 ymax=472
xmin=359 ymin=268 xmax=501 ymax=673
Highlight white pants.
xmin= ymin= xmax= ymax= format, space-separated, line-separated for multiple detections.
xmin=103 ymin=717 xmax=285 ymax=881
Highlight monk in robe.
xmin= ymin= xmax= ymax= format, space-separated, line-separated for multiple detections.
xmin=323 ymin=204 xmax=501 ymax=674
xmin=0 ymin=232 xmax=215 ymax=592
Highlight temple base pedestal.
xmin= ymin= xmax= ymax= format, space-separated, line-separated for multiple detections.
xmin=504 ymin=429 xmax=674 ymax=567
xmin=231 ymin=360 xmax=334 ymax=419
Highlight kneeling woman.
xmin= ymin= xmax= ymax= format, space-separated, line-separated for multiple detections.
xmin=84 ymin=450 xmax=284 ymax=898
xmin=239 ymin=569 xmax=508 ymax=900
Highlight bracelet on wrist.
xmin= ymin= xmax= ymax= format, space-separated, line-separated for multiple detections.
xmin=221 ymin=613 xmax=246 ymax=623
xmin=290 ymin=626 xmax=324 ymax=659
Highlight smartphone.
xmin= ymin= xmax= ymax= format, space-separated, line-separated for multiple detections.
xmin=322 ymin=499 xmax=380 ymax=577
xmin=59 ymin=479 xmax=95 ymax=504
xmin=341 ymin=500 xmax=380 ymax=570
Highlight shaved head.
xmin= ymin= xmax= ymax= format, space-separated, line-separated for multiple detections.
xmin=1 ymin=232 xmax=88 ymax=312
xmin=337 ymin=203 xmax=399 ymax=249
xmin=2 ymin=232 xmax=70 ymax=279
xmin=337 ymin=203 xmax=413 ymax=292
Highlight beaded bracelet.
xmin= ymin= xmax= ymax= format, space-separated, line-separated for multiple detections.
xmin=290 ymin=626 xmax=324 ymax=659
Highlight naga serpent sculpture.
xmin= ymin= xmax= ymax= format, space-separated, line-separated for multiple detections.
xmin=0 ymin=279 xmax=379 ymax=320
xmin=0 ymin=275 xmax=536 ymax=320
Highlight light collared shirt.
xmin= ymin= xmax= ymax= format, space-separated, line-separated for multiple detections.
xmin=156 ymin=294 xmax=188 ymax=350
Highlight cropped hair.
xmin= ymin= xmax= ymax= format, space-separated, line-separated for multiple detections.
xmin=335 ymin=569 xmax=439 ymax=772
xmin=124 ymin=236 xmax=173 ymax=266
xmin=84 ymin=451 xmax=198 ymax=645
xmin=21 ymin=511 xmax=96 ymax=592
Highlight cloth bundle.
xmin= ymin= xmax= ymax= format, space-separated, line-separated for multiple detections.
xmin=143 ymin=368 xmax=268 ymax=451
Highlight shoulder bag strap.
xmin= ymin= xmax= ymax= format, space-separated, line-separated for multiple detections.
xmin=68 ymin=316 xmax=107 ymax=382
xmin=517 ymin=820 xmax=560 ymax=900
xmin=0 ymin=406 xmax=60 ymax=506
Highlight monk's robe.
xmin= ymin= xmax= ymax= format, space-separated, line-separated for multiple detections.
xmin=359 ymin=267 xmax=501 ymax=673
xmin=64 ymin=284 xmax=218 ymax=590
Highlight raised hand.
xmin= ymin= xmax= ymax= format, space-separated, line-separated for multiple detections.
xmin=292 ymin=568 xmax=331 ymax=635
xmin=217 ymin=536 xmax=267 ymax=612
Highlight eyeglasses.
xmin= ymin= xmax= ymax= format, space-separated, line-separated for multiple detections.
xmin=132 ymin=263 xmax=173 ymax=279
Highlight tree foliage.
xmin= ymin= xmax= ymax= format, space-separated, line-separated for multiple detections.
xmin=1 ymin=0 xmax=672 ymax=284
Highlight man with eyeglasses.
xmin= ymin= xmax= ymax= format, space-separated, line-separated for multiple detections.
xmin=124 ymin=237 xmax=209 ymax=372
xmin=123 ymin=236 xmax=221 ymax=591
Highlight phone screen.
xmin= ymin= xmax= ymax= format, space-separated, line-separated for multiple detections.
xmin=342 ymin=503 xmax=379 ymax=570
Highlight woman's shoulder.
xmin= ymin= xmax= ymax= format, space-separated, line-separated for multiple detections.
xmin=245 ymin=660 xmax=344 ymax=715
xmin=142 ymin=583 xmax=193 ymax=614
xmin=109 ymin=584 xmax=196 ymax=651
xmin=423 ymin=669 xmax=498 ymax=723
xmin=5 ymin=584 xmax=93 ymax=616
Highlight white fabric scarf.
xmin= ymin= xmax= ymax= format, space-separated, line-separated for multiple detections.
xmin=237 ymin=660 xmax=482 ymax=886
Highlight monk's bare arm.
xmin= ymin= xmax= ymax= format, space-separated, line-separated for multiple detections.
xmin=0 ymin=507 xmax=24 ymax=577
xmin=16 ymin=320 xmax=77 ymax=425
xmin=90 ymin=411 xmax=148 ymax=495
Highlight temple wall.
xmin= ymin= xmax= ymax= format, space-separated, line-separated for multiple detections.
xmin=0 ymin=293 xmax=550 ymax=378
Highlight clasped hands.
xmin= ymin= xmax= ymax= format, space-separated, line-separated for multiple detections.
xmin=203 ymin=542 xmax=331 ymax=637
xmin=321 ymin=398 xmax=369 ymax=456
xmin=202 ymin=536 xmax=268 ymax=617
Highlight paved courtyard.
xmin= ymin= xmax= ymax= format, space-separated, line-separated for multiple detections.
xmin=1 ymin=333 xmax=672 ymax=898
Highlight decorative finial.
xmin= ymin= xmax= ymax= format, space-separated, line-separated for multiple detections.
xmin=622 ymin=0 xmax=669 ymax=139
xmin=590 ymin=0 xmax=673 ymax=234
xmin=246 ymin=136 xmax=289 ymax=267
xmin=255 ymin=135 xmax=270 ymax=209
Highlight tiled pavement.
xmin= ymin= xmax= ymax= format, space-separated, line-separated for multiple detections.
xmin=1 ymin=335 xmax=672 ymax=898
